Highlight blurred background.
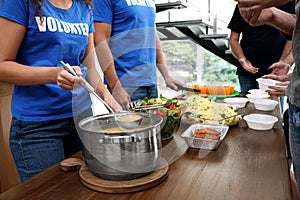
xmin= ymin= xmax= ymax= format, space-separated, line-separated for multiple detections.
xmin=155 ymin=0 xmax=239 ymax=98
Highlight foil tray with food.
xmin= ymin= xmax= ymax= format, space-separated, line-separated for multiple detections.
xmin=181 ymin=96 xmax=242 ymax=126
xmin=182 ymin=124 xmax=229 ymax=150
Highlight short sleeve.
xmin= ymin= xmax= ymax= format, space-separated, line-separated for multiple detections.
xmin=0 ymin=0 xmax=28 ymax=26
xmin=227 ymin=5 xmax=243 ymax=33
xmin=92 ymin=0 xmax=113 ymax=24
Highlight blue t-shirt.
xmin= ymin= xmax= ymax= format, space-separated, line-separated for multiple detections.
xmin=0 ymin=0 xmax=94 ymax=121
xmin=93 ymin=0 xmax=157 ymax=87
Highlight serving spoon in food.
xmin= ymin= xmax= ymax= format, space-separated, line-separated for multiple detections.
xmin=60 ymin=61 xmax=142 ymax=129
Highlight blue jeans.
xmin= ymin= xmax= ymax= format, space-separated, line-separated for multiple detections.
xmin=238 ymin=75 xmax=258 ymax=93
xmin=9 ymin=109 xmax=92 ymax=182
xmin=288 ymin=102 xmax=300 ymax=195
xmin=123 ymin=85 xmax=158 ymax=101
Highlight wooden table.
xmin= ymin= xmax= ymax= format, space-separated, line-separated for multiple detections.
xmin=0 ymin=101 xmax=292 ymax=200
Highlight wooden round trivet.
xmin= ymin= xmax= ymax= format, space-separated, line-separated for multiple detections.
xmin=79 ymin=157 xmax=169 ymax=193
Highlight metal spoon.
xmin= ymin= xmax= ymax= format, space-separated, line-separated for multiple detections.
xmin=60 ymin=61 xmax=142 ymax=129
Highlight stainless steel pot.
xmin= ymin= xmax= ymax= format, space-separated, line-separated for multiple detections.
xmin=78 ymin=112 xmax=163 ymax=181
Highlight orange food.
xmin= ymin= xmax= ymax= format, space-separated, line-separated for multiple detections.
xmin=194 ymin=128 xmax=221 ymax=140
xmin=208 ymin=86 xmax=226 ymax=95
xmin=224 ymin=86 xmax=231 ymax=95
xmin=188 ymin=84 xmax=234 ymax=95
xmin=187 ymin=84 xmax=208 ymax=94
xmin=229 ymin=86 xmax=235 ymax=95
xmin=197 ymin=85 xmax=208 ymax=94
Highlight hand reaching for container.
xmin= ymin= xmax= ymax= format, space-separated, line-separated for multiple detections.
xmin=267 ymin=81 xmax=289 ymax=96
xmin=239 ymin=58 xmax=259 ymax=74
xmin=262 ymin=74 xmax=291 ymax=96
xmin=268 ymin=61 xmax=290 ymax=76
xmin=262 ymin=73 xmax=292 ymax=82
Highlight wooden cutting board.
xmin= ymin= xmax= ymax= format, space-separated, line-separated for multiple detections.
xmin=78 ymin=157 xmax=169 ymax=193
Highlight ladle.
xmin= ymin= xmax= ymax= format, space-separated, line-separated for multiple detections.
xmin=60 ymin=61 xmax=142 ymax=129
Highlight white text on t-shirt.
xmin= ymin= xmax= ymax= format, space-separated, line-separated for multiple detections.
xmin=125 ymin=0 xmax=155 ymax=8
xmin=35 ymin=16 xmax=89 ymax=36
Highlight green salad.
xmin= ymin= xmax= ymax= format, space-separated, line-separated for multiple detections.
xmin=140 ymin=95 xmax=182 ymax=140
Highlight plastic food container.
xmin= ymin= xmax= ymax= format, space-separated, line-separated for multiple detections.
xmin=243 ymin=114 xmax=278 ymax=131
xmin=181 ymin=124 xmax=229 ymax=150
xmin=246 ymin=93 xmax=270 ymax=102
xmin=248 ymin=89 xmax=268 ymax=95
xmin=223 ymin=97 xmax=249 ymax=108
xmin=256 ymin=78 xmax=285 ymax=92
xmin=252 ymin=99 xmax=279 ymax=111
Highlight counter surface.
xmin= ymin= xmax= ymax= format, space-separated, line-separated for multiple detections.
xmin=0 ymin=102 xmax=292 ymax=200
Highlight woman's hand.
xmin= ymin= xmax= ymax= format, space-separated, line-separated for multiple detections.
xmin=102 ymin=90 xmax=123 ymax=112
xmin=165 ymin=77 xmax=184 ymax=91
xmin=57 ymin=66 xmax=84 ymax=90
xmin=111 ymin=83 xmax=131 ymax=109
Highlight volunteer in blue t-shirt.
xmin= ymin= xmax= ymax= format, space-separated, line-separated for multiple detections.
xmin=93 ymin=0 xmax=183 ymax=108
xmin=0 ymin=0 xmax=121 ymax=182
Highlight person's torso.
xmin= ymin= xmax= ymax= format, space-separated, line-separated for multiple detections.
xmin=288 ymin=0 xmax=300 ymax=107
xmin=228 ymin=3 xmax=295 ymax=78
xmin=0 ymin=0 xmax=93 ymax=121
xmin=93 ymin=0 xmax=157 ymax=87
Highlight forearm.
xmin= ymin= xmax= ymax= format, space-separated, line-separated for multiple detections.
xmin=237 ymin=0 xmax=292 ymax=10
xmin=283 ymin=50 xmax=294 ymax=66
xmin=94 ymin=39 xmax=120 ymax=90
xmin=0 ymin=61 xmax=59 ymax=85
xmin=279 ymin=41 xmax=292 ymax=61
xmin=279 ymin=45 xmax=294 ymax=71
xmin=266 ymin=7 xmax=296 ymax=36
xmin=229 ymin=39 xmax=246 ymax=61
xmin=156 ymin=33 xmax=170 ymax=80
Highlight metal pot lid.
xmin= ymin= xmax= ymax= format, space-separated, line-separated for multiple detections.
xmin=78 ymin=112 xmax=163 ymax=134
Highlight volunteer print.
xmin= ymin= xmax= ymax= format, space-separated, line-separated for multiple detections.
xmin=35 ymin=16 xmax=89 ymax=36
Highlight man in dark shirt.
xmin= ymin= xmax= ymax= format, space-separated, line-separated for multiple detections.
xmin=227 ymin=2 xmax=295 ymax=94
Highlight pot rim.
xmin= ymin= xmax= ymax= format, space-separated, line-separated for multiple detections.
xmin=78 ymin=112 xmax=163 ymax=134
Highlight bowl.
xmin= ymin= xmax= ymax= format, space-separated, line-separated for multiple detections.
xmin=223 ymin=97 xmax=249 ymax=108
xmin=256 ymin=78 xmax=285 ymax=92
xmin=248 ymin=89 xmax=268 ymax=95
xmin=116 ymin=113 xmax=143 ymax=129
xmin=181 ymin=124 xmax=229 ymax=150
xmin=246 ymin=93 xmax=270 ymax=102
xmin=137 ymin=97 xmax=182 ymax=140
xmin=243 ymin=114 xmax=278 ymax=130
xmin=252 ymin=99 xmax=279 ymax=111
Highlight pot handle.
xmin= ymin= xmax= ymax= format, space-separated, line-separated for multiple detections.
xmin=99 ymin=135 xmax=142 ymax=144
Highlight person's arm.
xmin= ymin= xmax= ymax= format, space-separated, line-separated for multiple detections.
xmin=236 ymin=0 xmax=292 ymax=11
xmin=263 ymin=73 xmax=292 ymax=82
xmin=229 ymin=30 xmax=259 ymax=74
xmin=265 ymin=8 xmax=296 ymax=36
xmin=269 ymin=40 xmax=294 ymax=75
xmin=94 ymin=22 xmax=131 ymax=108
xmin=83 ymin=33 xmax=122 ymax=112
xmin=0 ymin=17 xmax=63 ymax=85
xmin=155 ymin=33 xmax=183 ymax=90
xmin=237 ymin=4 xmax=296 ymax=36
